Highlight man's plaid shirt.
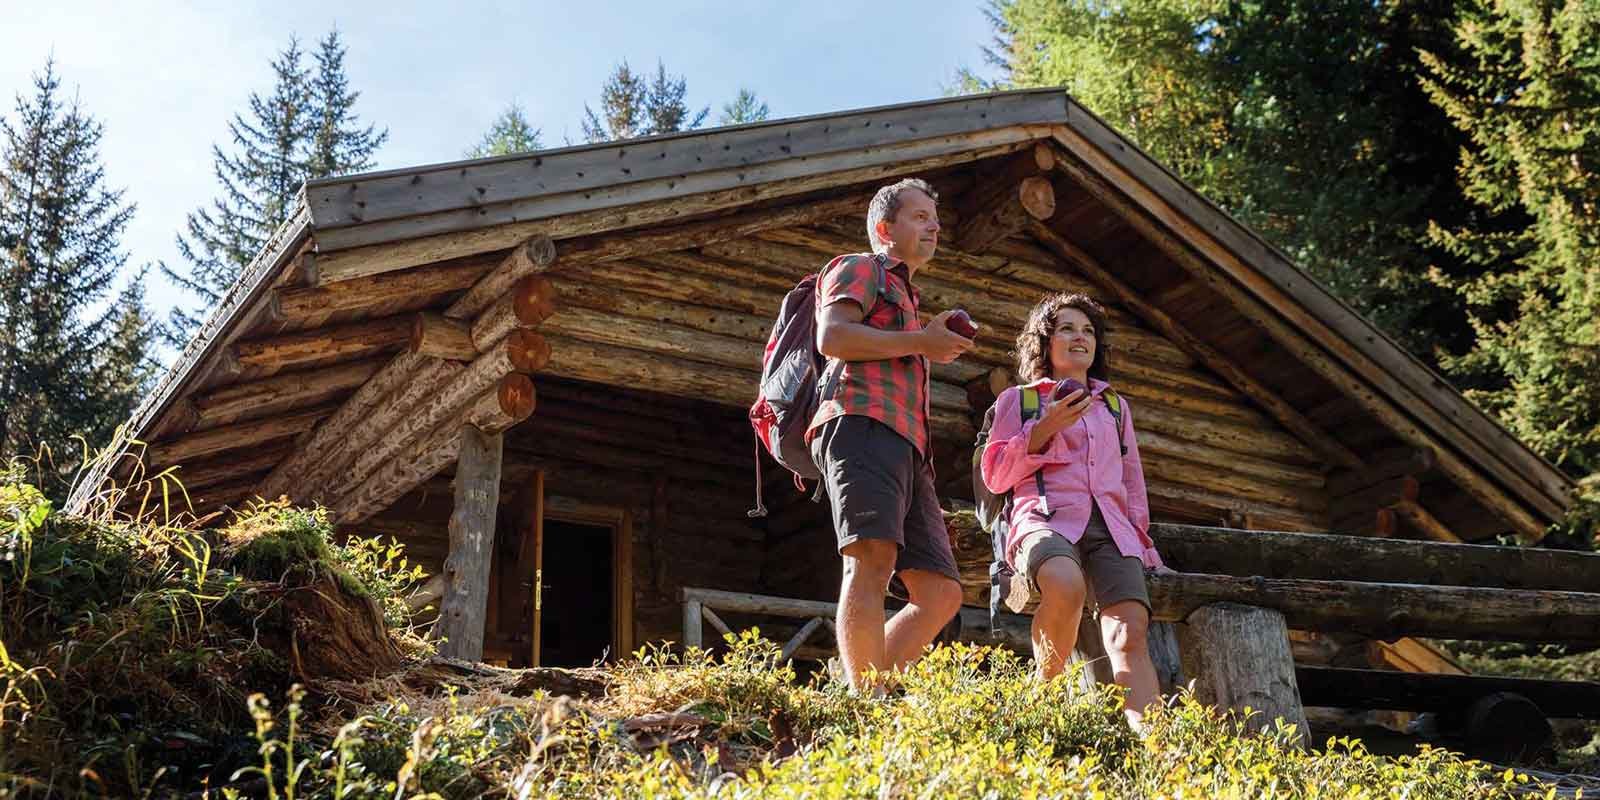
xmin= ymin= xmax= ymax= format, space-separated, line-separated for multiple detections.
xmin=806 ymin=252 xmax=932 ymax=458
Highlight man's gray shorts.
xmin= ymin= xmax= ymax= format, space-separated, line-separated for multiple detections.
xmin=809 ymin=415 xmax=960 ymax=584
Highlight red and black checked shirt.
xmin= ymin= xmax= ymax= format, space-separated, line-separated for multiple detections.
xmin=806 ymin=253 xmax=932 ymax=458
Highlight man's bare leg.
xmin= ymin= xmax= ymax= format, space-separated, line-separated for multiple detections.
xmin=884 ymin=568 xmax=963 ymax=671
xmin=1100 ymin=599 xmax=1159 ymax=731
xmin=1032 ymin=556 xmax=1088 ymax=680
xmin=836 ymin=538 xmax=898 ymax=691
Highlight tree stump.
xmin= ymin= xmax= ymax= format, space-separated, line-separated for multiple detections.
xmin=1179 ymin=602 xmax=1309 ymax=743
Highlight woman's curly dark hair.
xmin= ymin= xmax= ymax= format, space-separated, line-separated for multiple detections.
xmin=1014 ymin=292 xmax=1112 ymax=384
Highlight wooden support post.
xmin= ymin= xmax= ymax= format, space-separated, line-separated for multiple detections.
xmin=1179 ymin=603 xmax=1308 ymax=742
xmin=1148 ymin=621 xmax=1185 ymax=696
xmin=436 ymin=425 xmax=504 ymax=661
xmin=683 ymin=597 xmax=704 ymax=650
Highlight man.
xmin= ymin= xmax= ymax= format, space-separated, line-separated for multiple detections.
xmin=809 ymin=178 xmax=974 ymax=691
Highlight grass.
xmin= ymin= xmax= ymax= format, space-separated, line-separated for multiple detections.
xmin=0 ymin=462 xmax=1580 ymax=798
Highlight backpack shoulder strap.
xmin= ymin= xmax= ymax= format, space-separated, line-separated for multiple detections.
xmin=1102 ymin=388 xmax=1128 ymax=456
xmin=1020 ymin=385 xmax=1051 ymax=519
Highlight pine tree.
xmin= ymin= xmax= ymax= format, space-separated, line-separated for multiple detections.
xmin=972 ymin=0 xmax=1480 ymax=361
xmin=1420 ymin=0 xmax=1600 ymax=491
xmin=306 ymin=29 xmax=387 ymax=178
xmin=719 ymin=89 xmax=770 ymax=125
xmin=163 ymin=31 xmax=387 ymax=343
xmin=582 ymin=60 xmax=708 ymax=143
xmin=0 ymin=61 xmax=157 ymax=490
xmin=466 ymin=103 xmax=543 ymax=158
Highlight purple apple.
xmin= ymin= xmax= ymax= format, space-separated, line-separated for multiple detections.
xmin=1052 ymin=377 xmax=1087 ymax=403
xmin=945 ymin=309 xmax=978 ymax=339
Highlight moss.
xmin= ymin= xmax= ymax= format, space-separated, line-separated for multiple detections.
xmin=220 ymin=501 xmax=336 ymax=582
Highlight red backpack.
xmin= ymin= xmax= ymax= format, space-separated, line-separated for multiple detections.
xmin=747 ymin=255 xmax=887 ymax=516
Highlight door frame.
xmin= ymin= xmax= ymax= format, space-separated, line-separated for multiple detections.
xmin=536 ymin=493 xmax=634 ymax=665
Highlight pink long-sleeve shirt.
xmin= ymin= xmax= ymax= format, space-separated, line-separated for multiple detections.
xmin=980 ymin=377 xmax=1163 ymax=569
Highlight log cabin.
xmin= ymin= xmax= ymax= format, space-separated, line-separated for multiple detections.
xmin=68 ymin=90 xmax=1588 ymax=738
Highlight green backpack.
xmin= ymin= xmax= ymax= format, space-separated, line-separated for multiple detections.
xmin=970 ymin=385 xmax=1125 ymax=631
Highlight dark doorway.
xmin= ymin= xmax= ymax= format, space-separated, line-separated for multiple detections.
xmin=540 ymin=519 xmax=614 ymax=667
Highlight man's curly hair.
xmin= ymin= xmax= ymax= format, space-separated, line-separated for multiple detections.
xmin=1014 ymin=292 xmax=1112 ymax=384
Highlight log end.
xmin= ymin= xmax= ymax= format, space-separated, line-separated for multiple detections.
xmin=1030 ymin=142 xmax=1056 ymax=172
xmin=525 ymin=234 xmax=557 ymax=269
xmin=514 ymin=275 xmax=559 ymax=326
xmin=498 ymin=374 xmax=537 ymax=419
xmin=507 ymin=329 xmax=552 ymax=372
xmin=1019 ymin=176 xmax=1056 ymax=221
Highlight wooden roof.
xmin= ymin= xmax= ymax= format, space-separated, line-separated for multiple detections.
xmin=69 ymin=89 xmax=1576 ymax=543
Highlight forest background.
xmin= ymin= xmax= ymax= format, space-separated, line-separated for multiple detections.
xmin=2 ymin=0 xmax=1595 ymax=539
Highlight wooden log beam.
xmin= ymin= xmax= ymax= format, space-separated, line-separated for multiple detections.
xmin=1147 ymin=572 xmax=1600 ymax=643
xmin=1146 ymin=521 xmax=1600 ymax=591
xmin=1388 ymin=498 xmax=1463 ymax=543
xmin=1180 ymin=603 xmax=1309 ymax=741
xmin=1044 ymin=133 xmax=1562 ymax=541
xmin=255 ymin=351 xmax=429 ymax=501
xmin=535 ymin=332 xmax=976 ymax=441
xmin=232 ymin=316 xmax=413 ymax=378
xmin=322 ymin=336 xmax=547 ymax=503
xmin=335 ymin=388 xmax=534 ymax=525
xmin=276 ymin=252 xmax=496 ymax=321
xmin=955 ymin=175 xmax=1055 ymax=253
xmin=1028 ymin=220 xmax=1363 ymax=471
xmin=435 ymin=425 xmax=504 ymax=661
xmin=471 ymin=275 xmax=558 ymax=350
xmin=295 ymin=359 xmax=467 ymax=497
xmin=411 ymin=312 xmax=478 ymax=361
xmin=1331 ymin=477 xmax=1420 ymax=516
xmin=1327 ymin=447 xmax=1435 ymax=497
xmin=954 ymin=145 xmax=1058 ymax=253
xmin=146 ymin=405 xmax=335 ymax=468
xmin=190 ymin=358 xmax=384 ymax=431
xmin=1296 ymin=666 xmax=1600 ymax=720
xmin=443 ymin=235 xmax=557 ymax=318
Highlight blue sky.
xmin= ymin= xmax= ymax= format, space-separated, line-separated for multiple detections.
xmin=3 ymin=1 xmax=1002 ymax=318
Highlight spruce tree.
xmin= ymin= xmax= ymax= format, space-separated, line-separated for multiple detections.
xmin=1420 ymin=0 xmax=1600 ymax=489
xmin=0 ymin=61 xmax=157 ymax=489
xmin=719 ymin=89 xmax=770 ymax=125
xmin=581 ymin=60 xmax=708 ymax=142
xmin=163 ymin=31 xmax=387 ymax=343
xmin=467 ymin=104 xmax=543 ymax=158
xmin=306 ymin=29 xmax=387 ymax=178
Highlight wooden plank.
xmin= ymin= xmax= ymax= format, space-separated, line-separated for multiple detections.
xmin=1028 ymin=220 xmax=1363 ymax=471
xmin=1146 ymin=572 xmax=1600 ymax=643
xmin=146 ymin=405 xmax=335 ymax=468
xmin=190 ymin=358 xmax=383 ymax=431
xmin=1296 ymin=666 xmax=1600 ymax=720
xmin=1146 ymin=522 xmax=1600 ymax=592
xmin=1053 ymin=103 xmax=1572 ymax=518
xmin=435 ymin=426 xmax=504 ymax=661
xmin=233 ymin=316 xmax=412 ymax=376
xmin=276 ymin=252 xmax=495 ymax=320
xmin=307 ymin=91 xmax=1067 ymax=232
xmin=956 ymin=172 xmax=1056 ymax=253
xmin=308 ymin=133 xmax=1045 ymax=273
xmin=1045 ymin=140 xmax=1555 ymax=543
xmin=1389 ymin=498 xmax=1464 ymax=543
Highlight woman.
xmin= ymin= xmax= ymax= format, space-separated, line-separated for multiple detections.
xmin=980 ymin=292 xmax=1168 ymax=731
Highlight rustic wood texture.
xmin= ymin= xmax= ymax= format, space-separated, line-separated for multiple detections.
xmin=411 ymin=313 xmax=478 ymax=361
xmin=1028 ymin=220 xmax=1362 ymax=471
xmin=1180 ymin=603 xmax=1309 ymax=740
xmin=442 ymin=235 xmax=557 ymax=318
xmin=146 ymin=405 xmax=334 ymax=468
xmin=255 ymin=351 xmax=430 ymax=500
xmin=232 ymin=316 xmax=412 ymax=378
xmin=956 ymin=174 xmax=1056 ymax=253
xmin=1046 ymin=131 xmax=1563 ymax=539
xmin=472 ymin=275 xmax=558 ymax=350
xmin=275 ymin=252 xmax=496 ymax=325
xmin=189 ymin=359 xmax=384 ymax=431
xmin=1295 ymin=666 xmax=1600 ymax=720
xmin=1389 ymin=498 xmax=1463 ymax=543
xmin=435 ymin=426 xmax=504 ymax=660
xmin=1145 ymin=523 xmax=1600 ymax=592
xmin=335 ymin=388 xmax=532 ymax=524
